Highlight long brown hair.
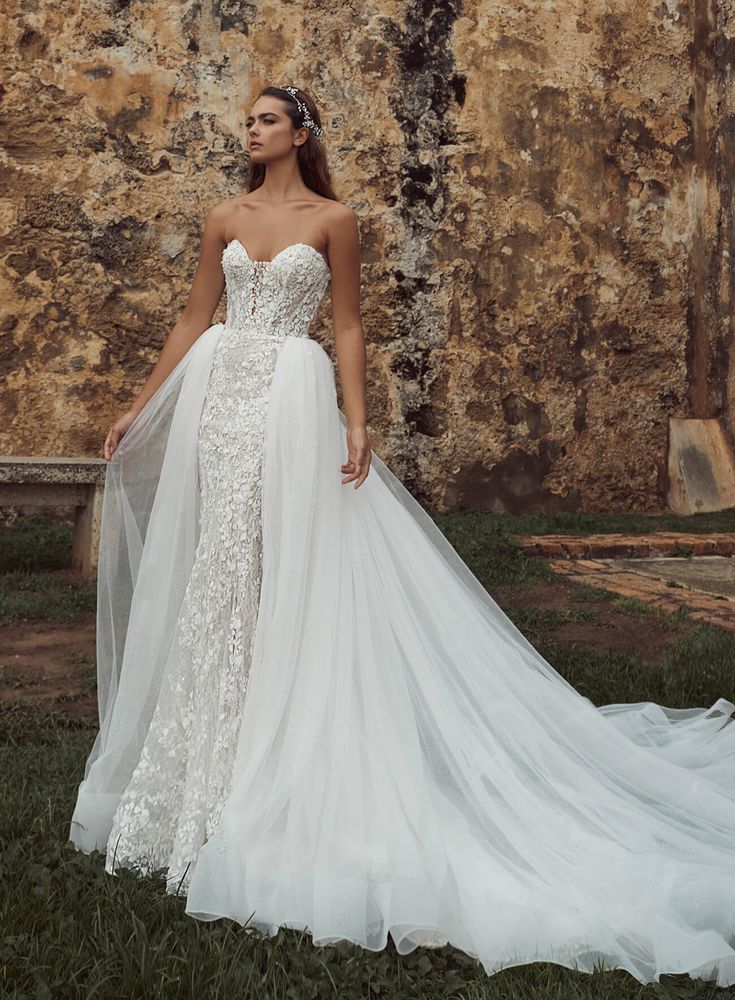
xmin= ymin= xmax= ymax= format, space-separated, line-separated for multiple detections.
xmin=246 ymin=86 xmax=339 ymax=201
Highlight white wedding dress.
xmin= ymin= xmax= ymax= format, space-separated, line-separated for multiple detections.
xmin=70 ymin=238 xmax=735 ymax=987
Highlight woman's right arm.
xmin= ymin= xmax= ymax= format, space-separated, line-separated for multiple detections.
xmin=104 ymin=205 xmax=227 ymax=459
xmin=128 ymin=205 xmax=227 ymax=417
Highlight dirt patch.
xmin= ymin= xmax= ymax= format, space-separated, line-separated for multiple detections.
xmin=0 ymin=615 xmax=97 ymax=720
xmin=495 ymin=577 xmax=681 ymax=667
xmin=551 ymin=617 xmax=672 ymax=665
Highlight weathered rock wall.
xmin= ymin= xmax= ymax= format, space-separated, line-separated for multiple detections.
xmin=1 ymin=0 xmax=733 ymax=512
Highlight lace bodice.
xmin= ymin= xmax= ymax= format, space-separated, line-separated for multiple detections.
xmin=221 ymin=240 xmax=331 ymax=339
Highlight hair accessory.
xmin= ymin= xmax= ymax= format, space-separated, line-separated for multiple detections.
xmin=277 ymin=86 xmax=324 ymax=140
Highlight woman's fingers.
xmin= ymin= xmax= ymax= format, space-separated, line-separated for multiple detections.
xmin=353 ymin=451 xmax=371 ymax=488
xmin=104 ymin=428 xmax=118 ymax=461
xmin=340 ymin=457 xmax=356 ymax=483
xmin=340 ymin=448 xmax=372 ymax=488
xmin=103 ymin=410 xmax=138 ymax=460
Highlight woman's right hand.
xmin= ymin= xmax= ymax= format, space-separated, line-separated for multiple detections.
xmin=104 ymin=410 xmax=138 ymax=460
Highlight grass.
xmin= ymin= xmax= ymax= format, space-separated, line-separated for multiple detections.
xmin=1 ymin=512 xmax=735 ymax=998
xmin=543 ymin=626 xmax=735 ymax=709
xmin=0 ymin=513 xmax=79 ymax=573
xmin=432 ymin=506 xmax=735 ymax=538
xmin=0 ymin=570 xmax=96 ymax=625
xmin=0 ymin=513 xmax=96 ymax=625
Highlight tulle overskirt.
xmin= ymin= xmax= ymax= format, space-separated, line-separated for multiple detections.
xmin=71 ymin=328 xmax=735 ymax=986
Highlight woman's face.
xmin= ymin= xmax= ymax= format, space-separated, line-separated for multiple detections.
xmin=245 ymin=97 xmax=306 ymax=160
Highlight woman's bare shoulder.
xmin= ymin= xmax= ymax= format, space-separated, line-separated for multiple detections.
xmin=322 ymin=201 xmax=358 ymax=243
xmin=324 ymin=199 xmax=356 ymax=219
xmin=323 ymin=200 xmax=358 ymax=242
xmin=200 ymin=199 xmax=240 ymax=230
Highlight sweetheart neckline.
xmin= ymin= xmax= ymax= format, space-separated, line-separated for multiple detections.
xmin=224 ymin=239 xmax=330 ymax=273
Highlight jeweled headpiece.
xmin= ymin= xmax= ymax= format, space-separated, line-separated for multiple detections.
xmin=276 ymin=86 xmax=324 ymax=140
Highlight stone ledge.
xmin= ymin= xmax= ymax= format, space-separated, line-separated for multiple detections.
xmin=0 ymin=457 xmax=107 ymax=580
xmin=0 ymin=457 xmax=107 ymax=485
xmin=515 ymin=533 xmax=735 ymax=559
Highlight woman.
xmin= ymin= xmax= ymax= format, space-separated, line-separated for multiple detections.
xmin=70 ymin=85 xmax=735 ymax=987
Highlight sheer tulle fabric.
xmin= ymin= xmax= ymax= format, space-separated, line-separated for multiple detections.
xmin=70 ymin=324 xmax=224 ymax=850
xmin=71 ymin=327 xmax=735 ymax=986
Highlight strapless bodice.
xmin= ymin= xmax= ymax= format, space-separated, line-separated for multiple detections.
xmin=221 ymin=240 xmax=331 ymax=341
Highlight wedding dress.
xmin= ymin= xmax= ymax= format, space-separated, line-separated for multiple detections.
xmin=69 ymin=238 xmax=735 ymax=987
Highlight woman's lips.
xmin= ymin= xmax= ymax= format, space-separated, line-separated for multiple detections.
xmin=251 ymin=143 xmax=262 ymax=148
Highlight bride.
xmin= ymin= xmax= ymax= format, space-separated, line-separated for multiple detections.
xmin=69 ymin=84 xmax=735 ymax=988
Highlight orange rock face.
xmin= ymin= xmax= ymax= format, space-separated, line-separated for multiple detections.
xmin=1 ymin=1 xmax=733 ymax=512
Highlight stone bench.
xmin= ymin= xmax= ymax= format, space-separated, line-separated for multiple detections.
xmin=0 ymin=457 xmax=107 ymax=580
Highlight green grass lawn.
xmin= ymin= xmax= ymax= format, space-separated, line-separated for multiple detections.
xmin=1 ymin=511 xmax=734 ymax=999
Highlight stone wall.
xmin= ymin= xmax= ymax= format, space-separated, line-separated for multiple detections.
xmin=1 ymin=0 xmax=733 ymax=512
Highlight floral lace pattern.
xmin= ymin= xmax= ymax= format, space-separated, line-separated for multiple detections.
xmin=105 ymin=242 xmax=331 ymax=892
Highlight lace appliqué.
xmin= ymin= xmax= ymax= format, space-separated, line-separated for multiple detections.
xmin=105 ymin=242 xmax=330 ymax=893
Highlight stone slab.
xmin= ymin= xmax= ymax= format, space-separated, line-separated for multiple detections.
xmin=667 ymin=417 xmax=735 ymax=515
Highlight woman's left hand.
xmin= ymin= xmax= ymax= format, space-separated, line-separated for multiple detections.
xmin=341 ymin=425 xmax=372 ymax=489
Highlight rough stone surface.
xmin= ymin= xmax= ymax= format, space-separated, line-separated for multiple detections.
xmin=515 ymin=532 xmax=735 ymax=559
xmin=612 ymin=554 xmax=735 ymax=599
xmin=549 ymin=557 xmax=735 ymax=631
xmin=1 ymin=0 xmax=734 ymax=512
xmin=0 ymin=457 xmax=107 ymax=484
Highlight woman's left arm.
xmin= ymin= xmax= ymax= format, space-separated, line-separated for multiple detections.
xmin=327 ymin=205 xmax=372 ymax=489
